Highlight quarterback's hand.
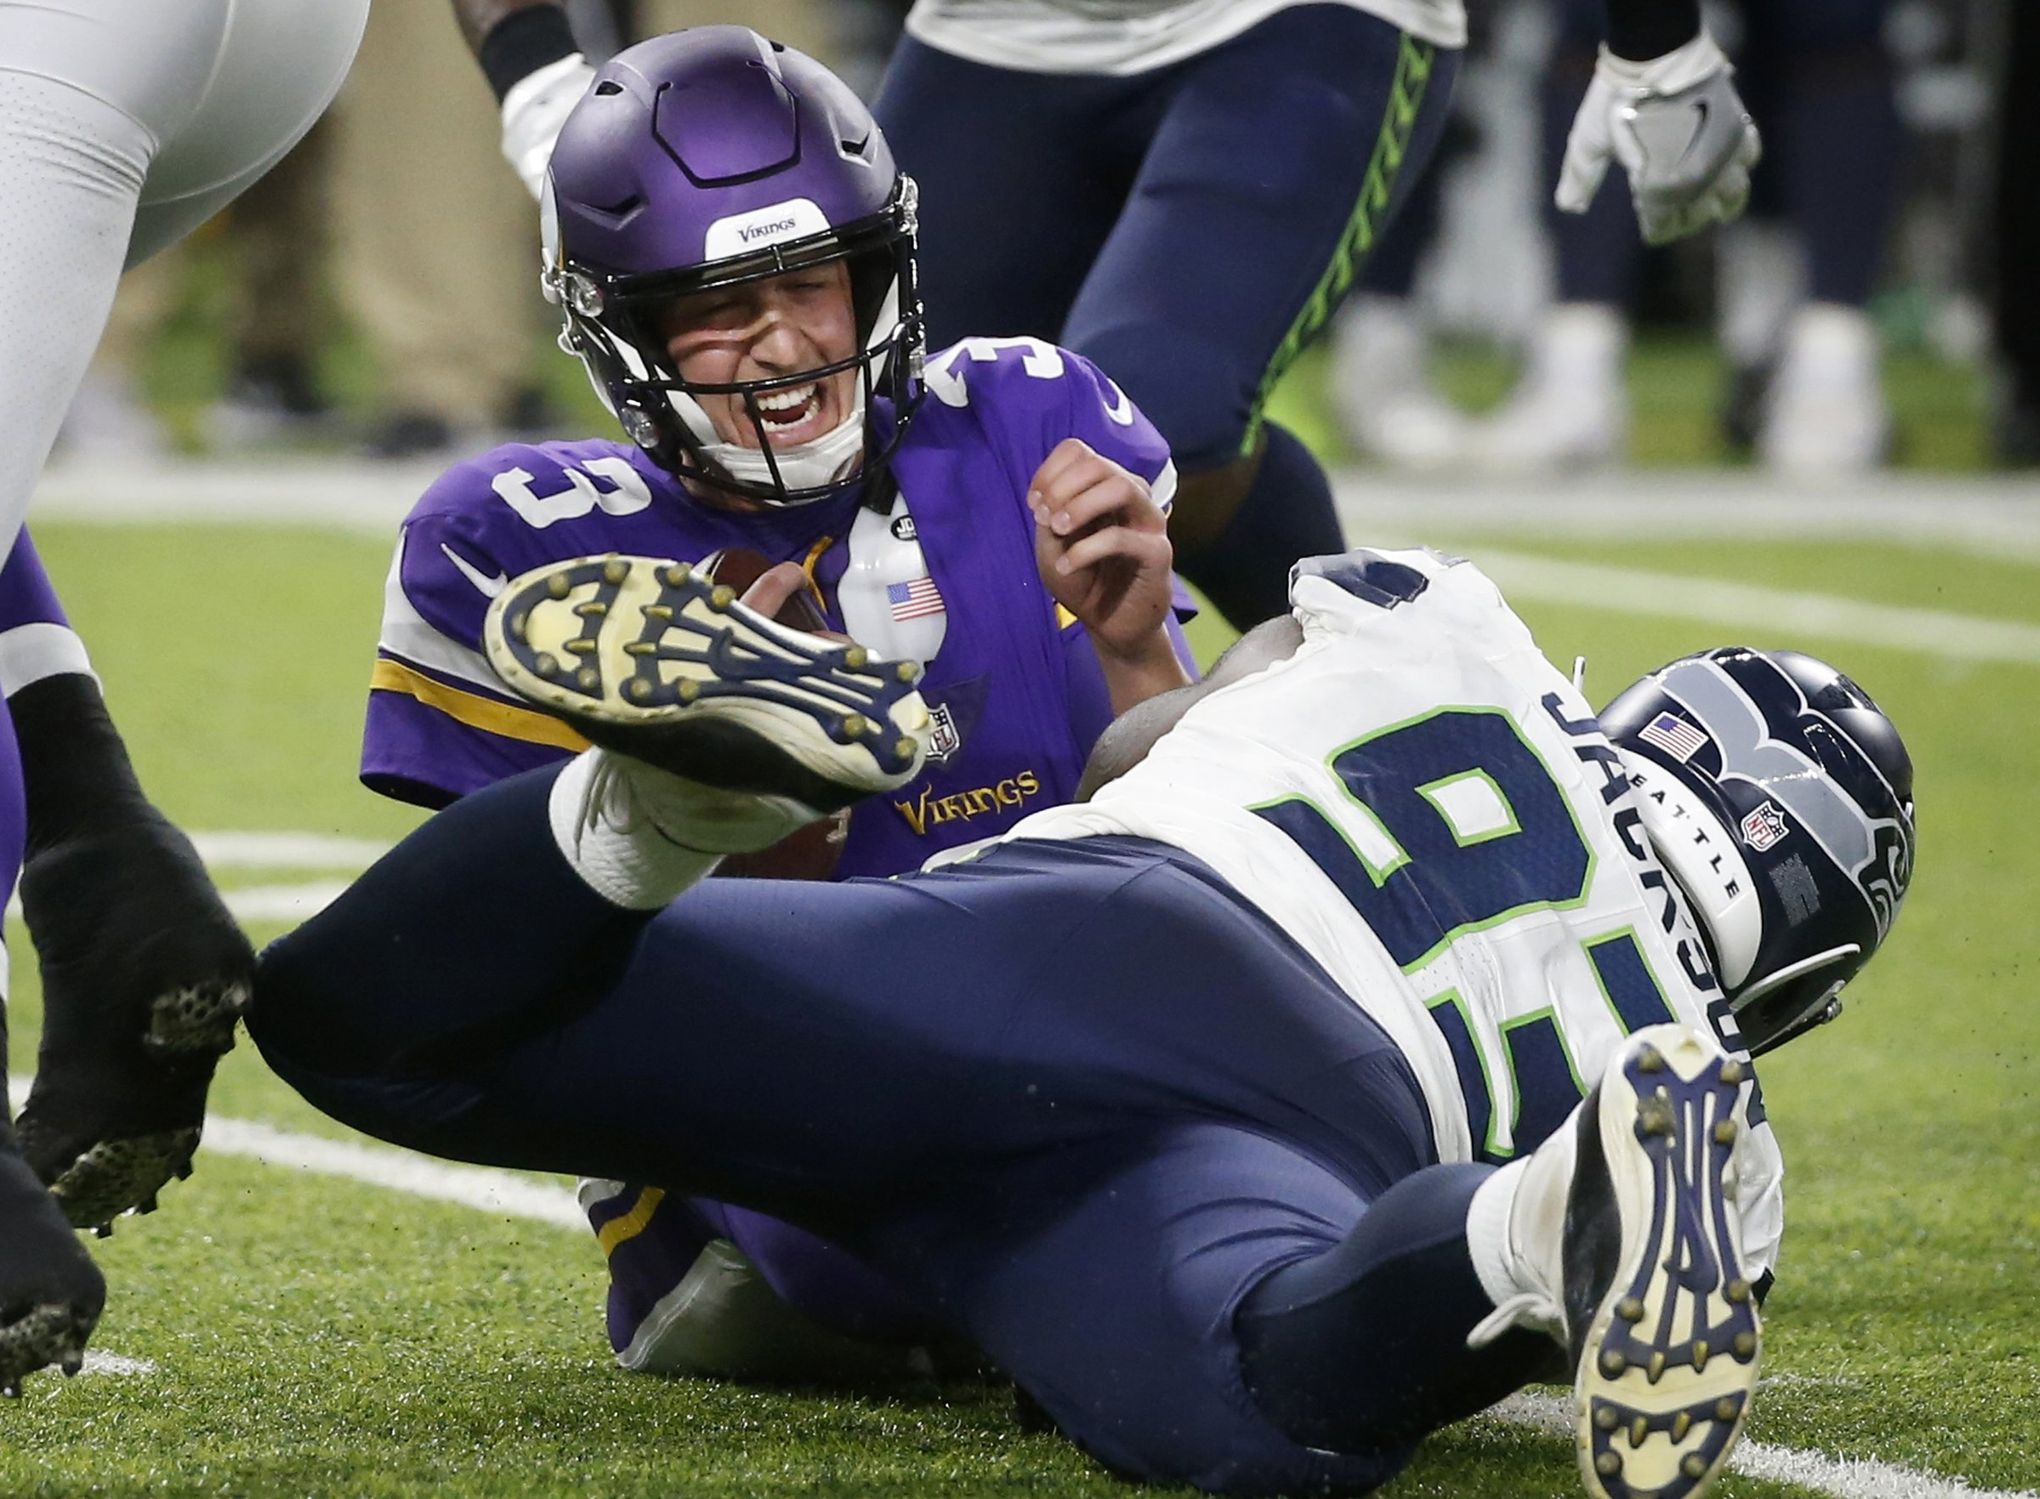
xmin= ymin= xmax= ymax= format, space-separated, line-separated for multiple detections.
xmin=1029 ymin=440 xmax=1189 ymax=712
xmin=1556 ymin=31 xmax=1761 ymax=247
xmin=501 ymin=51 xmax=595 ymax=200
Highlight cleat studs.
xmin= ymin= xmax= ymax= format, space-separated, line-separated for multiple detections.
xmin=1630 ymin=1417 xmax=1649 ymax=1448
xmin=1714 ymin=1120 xmax=1739 ymax=1145
xmin=1600 ymin=1350 xmax=1627 ymax=1377
xmin=1637 ymin=1044 xmax=1666 ymax=1073
xmin=709 ymin=584 xmax=736 ymax=609
xmin=1692 ymin=1340 xmax=1709 ymax=1372
xmin=547 ymin=573 xmax=571 ymax=599
xmin=840 ymin=713 xmax=870 ymax=740
xmin=1595 ymin=1453 xmax=1621 ymax=1478
xmin=1671 ymin=1412 xmax=1692 ymax=1442
xmin=644 ymin=604 xmax=673 ymax=623
xmin=1617 ymin=1297 xmax=1646 ymax=1323
xmin=1647 ymin=1351 xmax=1667 ymax=1383
xmin=1595 ymin=1407 xmax=1619 ymax=1432
xmin=534 ymin=653 xmax=560 ymax=679
xmin=575 ymin=601 xmax=609 ymax=618
xmin=661 ymin=564 xmax=691 ymax=587
xmin=1725 ymin=1279 xmax=1751 ymax=1304
xmin=1636 ymin=1095 xmax=1676 ymax=1138
xmin=1719 ymin=1060 xmax=1745 ymax=1086
xmin=895 ymin=661 xmax=919 ymax=683
xmin=627 ymin=679 xmax=653 ymax=703
xmin=843 ymin=646 xmax=869 ymax=669
xmin=1682 ymin=1455 xmax=1710 ymax=1481
xmin=138 ymin=1193 xmax=158 ymax=1215
xmin=677 ymin=679 xmax=700 ymax=704
xmin=1715 ymin=1398 xmax=1740 ymax=1422
xmin=175 ymin=1159 xmax=194 ymax=1181
xmin=624 ymin=641 xmax=656 ymax=656
xmin=603 ymin=558 xmax=629 ymax=585
xmin=510 ymin=611 xmax=529 ymax=641
xmin=576 ymin=668 xmax=599 ymax=691
xmin=1733 ymin=1332 xmax=1757 ymax=1360
xmin=894 ymin=737 xmax=918 ymax=764
xmin=94 ymin=1224 xmax=113 ymax=1240
xmin=565 ymin=638 xmax=596 ymax=655
xmin=1 ymin=1382 xmax=17 ymax=1400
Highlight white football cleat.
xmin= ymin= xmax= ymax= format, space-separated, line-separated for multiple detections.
xmin=1474 ymin=303 xmax=1629 ymax=474
xmin=1330 ymin=295 xmax=1471 ymax=472
xmin=1759 ymin=304 xmax=1889 ymax=478
xmin=485 ymin=553 xmax=930 ymax=820
xmin=1470 ymin=1024 xmax=1761 ymax=1499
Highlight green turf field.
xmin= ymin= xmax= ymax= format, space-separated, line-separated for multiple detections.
xmin=2 ymin=508 xmax=2034 ymax=1498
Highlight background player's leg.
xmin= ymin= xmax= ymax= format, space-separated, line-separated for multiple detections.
xmin=1064 ymin=10 xmax=1460 ymax=627
xmin=873 ymin=37 xmax=1130 ymax=349
xmin=0 ymin=691 xmax=106 ymax=1392
xmin=0 ymin=71 xmax=148 ymax=558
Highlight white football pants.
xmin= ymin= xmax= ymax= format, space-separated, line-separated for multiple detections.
xmin=0 ymin=0 xmax=367 ymax=557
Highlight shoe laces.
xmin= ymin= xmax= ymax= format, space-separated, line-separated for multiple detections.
xmin=1466 ymin=1289 xmax=1566 ymax=1350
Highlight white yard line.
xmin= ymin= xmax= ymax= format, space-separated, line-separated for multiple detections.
xmin=186 ymin=832 xmax=392 ymax=869
xmin=2 ymin=1095 xmax=2030 ymax=1496
xmin=1469 ymin=548 xmax=2040 ymax=665
xmin=1492 ymin=1391 xmax=2037 ymax=1499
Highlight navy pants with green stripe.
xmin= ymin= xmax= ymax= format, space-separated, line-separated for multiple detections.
xmin=876 ymin=8 xmax=1461 ymax=625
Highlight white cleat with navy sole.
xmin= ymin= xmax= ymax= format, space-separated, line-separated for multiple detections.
xmin=483 ymin=553 xmax=931 ymax=815
xmin=1472 ymin=1023 xmax=1761 ymax=1499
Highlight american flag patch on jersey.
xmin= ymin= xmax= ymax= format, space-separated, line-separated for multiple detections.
xmin=1638 ymin=711 xmax=1709 ymax=763
xmin=887 ymin=576 xmax=945 ymax=622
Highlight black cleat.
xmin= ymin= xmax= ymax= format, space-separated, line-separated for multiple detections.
xmin=484 ymin=554 xmax=930 ymax=815
xmin=15 ymin=817 xmax=252 ymax=1228
xmin=0 ymin=1134 xmax=105 ymax=1395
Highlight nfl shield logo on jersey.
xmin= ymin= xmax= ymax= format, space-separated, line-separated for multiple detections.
xmin=1739 ymin=800 xmax=1790 ymax=852
xmin=927 ymin=702 xmax=962 ymax=762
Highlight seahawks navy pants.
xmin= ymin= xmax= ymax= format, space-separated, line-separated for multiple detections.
xmin=251 ymin=768 xmax=1534 ymax=1494
xmin=876 ymin=7 xmax=1461 ymax=627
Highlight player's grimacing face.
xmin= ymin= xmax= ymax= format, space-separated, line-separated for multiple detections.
xmin=658 ymin=263 xmax=858 ymax=451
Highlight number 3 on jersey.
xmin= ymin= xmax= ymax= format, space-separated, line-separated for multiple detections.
xmin=1256 ymin=708 xmax=1674 ymax=1161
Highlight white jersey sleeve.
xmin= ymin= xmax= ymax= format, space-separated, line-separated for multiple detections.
xmin=1011 ymin=547 xmax=1784 ymax=1276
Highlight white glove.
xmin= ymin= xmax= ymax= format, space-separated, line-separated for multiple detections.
xmin=501 ymin=52 xmax=597 ymax=201
xmin=1556 ymin=30 xmax=1762 ymax=247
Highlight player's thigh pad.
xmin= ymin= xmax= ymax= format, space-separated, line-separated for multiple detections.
xmin=1064 ymin=8 xmax=1459 ymax=468
xmin=873 ymin=1123 xmax=1415 ymax=1495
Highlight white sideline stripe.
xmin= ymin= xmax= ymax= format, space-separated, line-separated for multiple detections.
xmin=1329 ymin=471 xmax=2040 ymax=563
xmin=0 ymin=1077 xmax=2021 ymax=1499
xmin=194 ymin=1115 xmax=586 ymax=1230
xmin=186 ymin=832 xmax=390 ymax=870
xmin=3 ymin=1076 xmax=583 ymax=1231
xmin=1470 ymin=548 xmax=2040 ymax=665
xmin=1490 ymin=1393 xmax=2038 ymax=1499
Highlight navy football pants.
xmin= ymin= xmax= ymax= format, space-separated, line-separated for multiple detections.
xmin=250 ymin=767 xmax=1524 ymax=1494
xmin=876 ymin=7 xmax=1460 ymax=627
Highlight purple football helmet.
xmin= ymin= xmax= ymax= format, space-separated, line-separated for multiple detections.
xmin=539 ymin=27 xmax=924 ymax=506
xmin=1601 ymin=647 xmax=1916 ymax=1056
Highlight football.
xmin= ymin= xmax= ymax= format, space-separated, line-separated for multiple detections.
xmin=696 ymin=546 xmax=853 ymax=882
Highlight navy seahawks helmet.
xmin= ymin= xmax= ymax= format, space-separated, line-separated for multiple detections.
xmin=1600 ymin=647 xmax=1916 ymax=1056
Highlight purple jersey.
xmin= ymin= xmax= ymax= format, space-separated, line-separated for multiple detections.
xmin=364 ymin=338 xmax=1195 ymax=877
